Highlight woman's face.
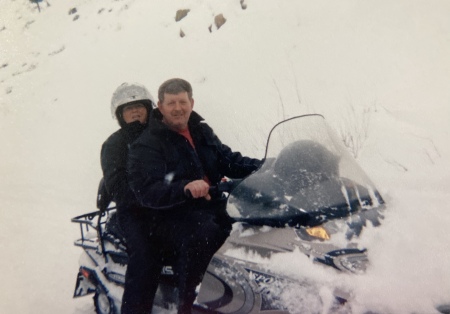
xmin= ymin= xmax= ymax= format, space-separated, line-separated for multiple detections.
xmin=122 ymin=102 xmax=148 ymax=124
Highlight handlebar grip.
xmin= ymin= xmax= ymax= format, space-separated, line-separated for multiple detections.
xmin=184 ymin=179 xmax=242 ymax=199
xmin=184 ymin=189 xmax=192 ymax=199
xmin=184 ymin=186 xmax=218 ymax=199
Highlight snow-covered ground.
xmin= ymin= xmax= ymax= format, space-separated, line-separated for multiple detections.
xmin=1 ymin=0 xmax=449 ymax=313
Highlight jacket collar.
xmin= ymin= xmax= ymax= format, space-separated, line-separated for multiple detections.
xmin=120 ymin=120 xmax=148 ymax=142
xmin=149 ymin=109 xmax=204 ymax=132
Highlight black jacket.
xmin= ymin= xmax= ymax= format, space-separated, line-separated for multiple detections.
xmin=101 ymin=121 xmax=147 ymax=211
xmin=127 ymin=110 xmax=261 ymax=210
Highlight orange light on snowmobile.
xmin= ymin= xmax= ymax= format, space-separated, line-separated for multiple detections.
xmin=81 ymin=268 xmax=91 ymax=279
xmin=305 ymin=226 xmax=330 ymax=240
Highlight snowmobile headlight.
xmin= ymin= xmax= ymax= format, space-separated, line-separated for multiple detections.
xmin=305 ymin=226 xmax=330 ymax=240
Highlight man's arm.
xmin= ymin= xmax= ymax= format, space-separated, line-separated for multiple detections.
xmin=206 ymin=127 xmax=261 ymax=178
xmin=127 ymin=140 xmax=191 ymax=209
xmin=217 ymin=142 xmax=262 ymax=178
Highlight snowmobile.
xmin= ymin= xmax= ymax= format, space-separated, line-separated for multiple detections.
xmin=72 ymin=114 xmax=387 ymax=313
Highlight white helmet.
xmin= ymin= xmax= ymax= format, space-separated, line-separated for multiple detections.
xmin=110 ymin=82 xmax=156 ymax=124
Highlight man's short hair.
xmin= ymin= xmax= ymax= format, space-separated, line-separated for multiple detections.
xmin=158 ymin=78 xmax=193 ymax=103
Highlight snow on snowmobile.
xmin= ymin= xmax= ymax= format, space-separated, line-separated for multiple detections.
xmin=72 ymin=114 xmax=387 ymax=314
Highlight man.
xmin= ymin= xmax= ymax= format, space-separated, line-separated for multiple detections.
xmin=127 ymin=78 xmax=261 ymax=313
xmin=100 ymin=82 xmax=157 ymax=314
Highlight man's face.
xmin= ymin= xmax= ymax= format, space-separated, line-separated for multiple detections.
xmin=158 ymin=92 xmax=194 ymax=131
xmin=122 ymin=102 xmax=148 ymax=124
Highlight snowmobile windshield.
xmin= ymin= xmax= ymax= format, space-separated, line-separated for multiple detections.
xmin=227 ymin=114 xmax=384 ymax=227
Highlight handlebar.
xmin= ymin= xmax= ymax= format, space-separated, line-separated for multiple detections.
xmin=184 ymin=179 xmax=243 ymax=199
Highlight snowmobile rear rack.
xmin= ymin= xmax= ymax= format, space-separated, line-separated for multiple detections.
xmin=71 ymin=207 xmax=116 ymax=251
xmin=72 ymin=178 xmax=117 ymax=261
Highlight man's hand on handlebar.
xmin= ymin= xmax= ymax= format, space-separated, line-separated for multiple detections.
xmin=184 ymin=180 xmax=211 ymax=201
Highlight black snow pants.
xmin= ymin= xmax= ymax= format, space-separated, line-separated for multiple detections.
xmin=118 ymin=207 xmax=231 ymax=314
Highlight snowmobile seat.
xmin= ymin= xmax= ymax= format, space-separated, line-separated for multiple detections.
xmin=95 ymin=178 xmax=127 ymax=247
xmin=104 ymin=212 xmax=127 ymax=249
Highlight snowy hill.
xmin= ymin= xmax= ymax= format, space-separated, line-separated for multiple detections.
xmin=1 ymin=0 xmax=450 ymax=313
